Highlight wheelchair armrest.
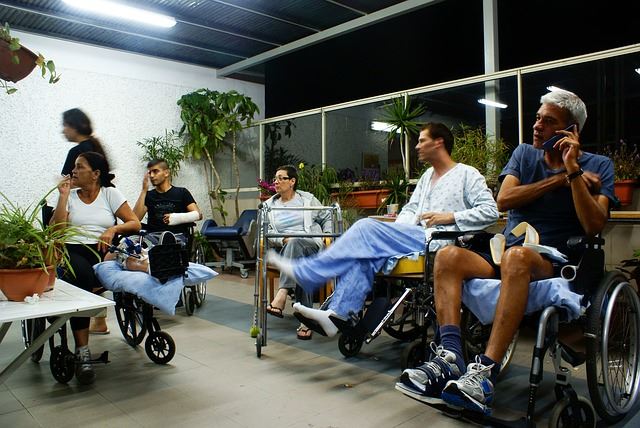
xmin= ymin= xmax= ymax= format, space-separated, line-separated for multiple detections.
xmin=566 ymin=235 xmax=605 ymax=249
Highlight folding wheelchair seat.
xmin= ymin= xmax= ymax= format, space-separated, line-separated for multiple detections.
xmin=201 ymin=209 xmax=257 ymax=278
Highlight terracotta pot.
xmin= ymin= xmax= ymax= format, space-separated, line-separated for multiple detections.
xmin=347 ymin=189 xmax=391 ymax=209
xmin=259 ymin=193 xmax=272 ymax=202
xmin=0 ymin=266 xmax=53 ymax=301
xmin=0 ymin=40 xmax=38 ymax=83
xmin=46 ymin=266 xmax=57 ymax=292
xmin=614 ymin=180 xmax=637 ymax=207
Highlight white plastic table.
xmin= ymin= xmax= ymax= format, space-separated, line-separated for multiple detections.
xmin=0 ymin=279 xmax=114 ymax=384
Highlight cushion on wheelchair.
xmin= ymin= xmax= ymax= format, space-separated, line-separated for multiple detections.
xmin=382 ymin=251 xmax=423 ymax=274
xmin=94 ymin=261 xmax=217 ymax=315
xmin=462 ymin=277 xmax=584 ymax=325
xmin=201 ymin=224 xmax=243 ymax=238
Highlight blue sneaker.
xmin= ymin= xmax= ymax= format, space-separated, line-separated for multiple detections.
xmin=395 ymin=343 xmax=461 ymax=404
xmin=441 ymin=357 xmax=494 ymax=415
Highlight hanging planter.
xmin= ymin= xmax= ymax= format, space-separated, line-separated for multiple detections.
xmin=0 ymin=39 xmax=37 ymax=83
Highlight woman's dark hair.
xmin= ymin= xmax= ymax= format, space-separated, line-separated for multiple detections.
xmin=276 ymin=164 xmax=298 ymax=190
xmin=78 ymin=151 xmax=115 ymax=188
xmin=62 ymin=108 xmax=106 ymax=157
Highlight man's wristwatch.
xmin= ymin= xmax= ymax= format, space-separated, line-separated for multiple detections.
xmin=566 ymin=168 xmax=584 ymax=184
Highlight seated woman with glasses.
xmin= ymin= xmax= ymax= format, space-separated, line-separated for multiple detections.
xmin=263 ymin=165 xmax=333 ymax=340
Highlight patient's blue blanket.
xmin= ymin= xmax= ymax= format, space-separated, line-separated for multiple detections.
xmin=94 ymin=261 xmax=218 ymax=315
xmin=462 ymin=277 xmax=584 ymax=325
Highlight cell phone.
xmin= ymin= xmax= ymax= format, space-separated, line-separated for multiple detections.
xmin=542 ymin=124 xmax=577 ymax=151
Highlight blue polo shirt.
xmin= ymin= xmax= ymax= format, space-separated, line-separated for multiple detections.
xmin=499 ymin=144 xmax=614 ymax=255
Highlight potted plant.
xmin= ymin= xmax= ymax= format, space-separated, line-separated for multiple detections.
xmin=1 ymin=22 xmax=60 ymax=94
xmin=378 ymin=166 xmax=410 ymax=213
xmin=451 ymin=124 xmax=509 ymax=192
xmin=177 ymin=89 xmax=259 ymax=225
xmin=136 ymin=130 xmax=185 ymax=179
xmin=296 ymin=162 xmax=338 ymax=205
xmin=605 ymin=140 xmax=640 ymax=207
xmin=0 ymin=190 xmax=84 ymax=301
xmin=378 ymin=95 xmax=426 ymax=177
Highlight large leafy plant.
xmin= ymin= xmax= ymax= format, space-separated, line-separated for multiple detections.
xmin=451 ymin=124 xmax=509 ymax=188
xmin=136 ymin=130 xmax=185 ymax=179
xmin=177 ymin=89 xmax=259 ymax=224
xmin=0 ymin=189 xmax=86 ymax=273
xmin=296 ymin=163 xmax=338 ymax=205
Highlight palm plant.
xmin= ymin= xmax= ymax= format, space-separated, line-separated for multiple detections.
xmin=136 ymin=130 xmax=185 ymax=179
xmin=378 ymin=96 xmax=426 ymax=177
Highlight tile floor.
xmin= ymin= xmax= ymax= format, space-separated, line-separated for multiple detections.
xmin=1 ymin=272 xmax=639 ymax=427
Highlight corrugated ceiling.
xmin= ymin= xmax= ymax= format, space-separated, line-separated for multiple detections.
xmin=0 ymin=0 xmax=409 ymax=82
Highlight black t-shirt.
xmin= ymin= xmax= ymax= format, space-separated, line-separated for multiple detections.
xmin=61 ymin=140 xmax=97 ymax=175
xmin=145 ymin=186 xmax=196 ymax=235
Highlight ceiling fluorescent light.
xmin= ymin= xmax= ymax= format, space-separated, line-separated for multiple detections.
xmin=547 ymin=86 xmax=566 ymax=92
xmin=371 ymin=121 xmax=400 ymax=133
xmin=62 ymin=0 xmax=176 ymax=28
xmin=635 ymin=68 xmax=640 ymax=75
xmin=478 ymin=98 xmax=507 ymax=109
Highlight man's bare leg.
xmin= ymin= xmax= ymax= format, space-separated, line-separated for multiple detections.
xmin=483 ymin=246 xmax=554 ymax=363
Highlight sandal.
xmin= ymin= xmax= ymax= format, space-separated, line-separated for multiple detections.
xmin=266 ymin=304 xmax=284 ymax=318
xmin=297 ymin=325 xmax=313 ymax=340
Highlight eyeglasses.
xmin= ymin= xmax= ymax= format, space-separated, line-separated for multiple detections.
xmin=272 ymin=176 xmax=291 ymax=182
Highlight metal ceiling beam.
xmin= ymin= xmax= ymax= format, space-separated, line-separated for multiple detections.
xmin=218 ymin=0 xmax=444 ymax=77
xmin=0 ymin=1 xmax=247 ymax=59
xmin=323 ymin=0 xmax=366 ymax=16
xmin=176 ymin=18 xmax=280 ymax=48
xmin=209 ymin=0 xmax=320 ymax=32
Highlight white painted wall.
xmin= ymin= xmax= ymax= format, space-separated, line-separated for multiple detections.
xmin=0 ymin=30 xmax=264 ymax=225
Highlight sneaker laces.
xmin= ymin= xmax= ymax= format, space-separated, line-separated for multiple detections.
xmin=418 ymin=343 xmax=454 ymax=378
xmin=460 ymin=356 xmax=493 ymax=388
xmin=77 ymin=347 xmax=91 ymax=363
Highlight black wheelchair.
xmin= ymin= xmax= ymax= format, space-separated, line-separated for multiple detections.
xmin=21 ymin=298 xmax=110 ymax=384
xmin=326 ymin=231 xmax=516 ymax=375
xmin=109 ymin=230 xmax=190 ymax=364
xmin=397 ymin=232 xmax=640 ymax=427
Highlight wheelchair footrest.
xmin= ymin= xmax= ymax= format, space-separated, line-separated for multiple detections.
xmin=360 ymin=297 xmax=391 ymax=333
xmin=89 ymin=351 xmax=110 ymax=365
xmin=329 ymin=314 xmax=366 ymax=337
xmin=558 ymin=341 xmax=585 ymax=367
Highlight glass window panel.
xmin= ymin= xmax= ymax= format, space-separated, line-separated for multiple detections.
xmin=263 ymin=114 xmax=322 ymax=180
xmin=216 ymin=125 xmax=260 ymax=189
xmin=522 ymin=51 xmax=640 ymax=153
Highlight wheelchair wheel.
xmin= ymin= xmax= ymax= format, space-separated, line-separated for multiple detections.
xmin=193 ymin=244 xmax=207 ymax=306
xmin=21 ymin=318 xmax=46 ymax=363
xmin=256 ymin=333 xmax=262 ymax=358
xmin=461 ymin=309 xmax=517 ymax=375
xmin=240 ymin=268 xmax=249 ymax=279
xmin=183 ymin=288 xmax=195 ymax=316
xmin=114 ymin=294 xmax=147 ymax=347
xmin=586 ymin=272 xmax=640 ymax=423
xmin=383 ymin=302 xmax=421 ymax=342
xmin=401 ymin=341 xmax=430 ymax=371
xmin=145 ymin=331 xmax=176 ymax=364
xmin=548 ymin=396 xmax=596 ymax=428
xmin=50 ymin=345 xmax=75 ymax=384
xmin=338 ymin=332 xmax=363 ymax=358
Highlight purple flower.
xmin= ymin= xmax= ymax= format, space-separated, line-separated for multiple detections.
xmin=257 ymin=178 xmax=276 ymax=195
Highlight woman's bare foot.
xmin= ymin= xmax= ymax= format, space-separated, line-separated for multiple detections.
xmin=266 ymin=288 xmax=288 ymax=318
